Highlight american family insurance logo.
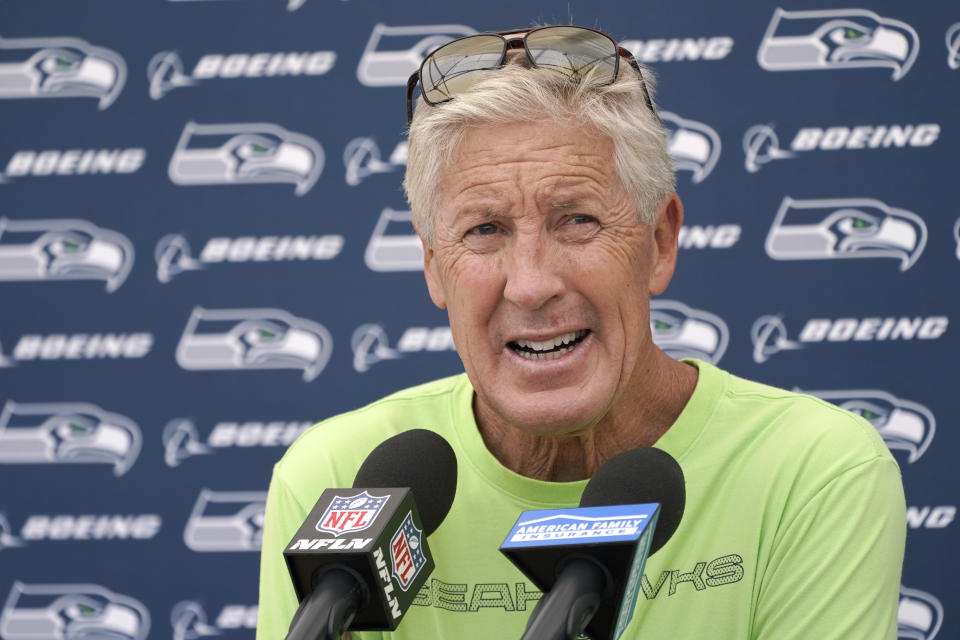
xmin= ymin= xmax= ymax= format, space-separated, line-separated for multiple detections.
xmin=0 ymin=35 xmax=126 ymax=109
xmin=0 ymin=401 xmax=141 ymax=476
xmin=0 ymin=582 xmax=150 ymax=640
xmin=757 ymin=8 xmax=918 ymax=80
xmin=147 ymin=49 xmax=335 ymax=99
xmin=798 ymin=389 xmax=935 ymax=463
xmin=0 ymin=218 xmax=133 ymax=292
xmin=765 ymin=197 xmax=926 ymax=271
xmin=750 ymin=314 xmax=948 ymax=364
xmin=168 ymin=122 xmax=323 ymax=196
xmin=176 ymin=306 xmax=332 ymax=381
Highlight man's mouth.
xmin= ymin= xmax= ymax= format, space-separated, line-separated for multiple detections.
xmin=508 ymin=330 xmax=590 ymax=361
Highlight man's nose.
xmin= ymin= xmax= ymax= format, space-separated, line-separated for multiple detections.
xmin=502 ymin=235 xmax=565 ymax=310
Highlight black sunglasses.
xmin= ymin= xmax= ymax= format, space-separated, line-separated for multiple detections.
xmin=405 ymin=25 xmax=658 ymax=125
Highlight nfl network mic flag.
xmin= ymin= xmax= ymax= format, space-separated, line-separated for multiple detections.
xmin=501 ymin=503 xmax=660 ymax=640
xmin=284 ymin=488 xmax=433 ymax=630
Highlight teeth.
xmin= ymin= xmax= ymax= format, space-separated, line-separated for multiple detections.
xmin=512 ymin=330 xmax=586 ymax=357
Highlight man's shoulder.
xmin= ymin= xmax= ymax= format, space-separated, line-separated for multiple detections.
xmin=710 ymin=365 xmax=893 ymax=463
xmin=274 ymin=374 xmax=470 ymax=484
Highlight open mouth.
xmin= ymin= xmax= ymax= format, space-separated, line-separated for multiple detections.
xmin=508 ymin=330 xmax=590 ymax=361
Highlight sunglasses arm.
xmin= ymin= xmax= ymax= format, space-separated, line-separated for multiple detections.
xmin=405 ymin=71 xmax=420 ymax=126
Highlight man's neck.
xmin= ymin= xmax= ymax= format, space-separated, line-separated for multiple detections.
xmin=475 ymin=354 xmax=698 ymax=482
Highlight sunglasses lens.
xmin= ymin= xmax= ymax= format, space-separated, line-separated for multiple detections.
xmin=421 ymin=34 xmax=506 ymax=105
xmin=525 ymin=27 xmax=618 ymax=84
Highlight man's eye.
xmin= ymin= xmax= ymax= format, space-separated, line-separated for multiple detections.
xmin=570 ymin=214 xmax=595 ymax=224
xmin=470 ymin=223 xmax=499 ymax=236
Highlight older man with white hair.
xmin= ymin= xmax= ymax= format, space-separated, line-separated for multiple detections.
xmin=258 ymin=25 xmax=904 ymax=639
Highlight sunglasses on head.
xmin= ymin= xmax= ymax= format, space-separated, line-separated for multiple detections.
xmin=405 ymin=25 xmax=658 ymax=125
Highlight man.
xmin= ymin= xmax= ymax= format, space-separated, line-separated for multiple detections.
xmin=258 ymin=26 xmax=905 ymax=639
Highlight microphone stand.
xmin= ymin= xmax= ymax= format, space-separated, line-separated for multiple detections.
xmin=285 ymin=567 xmax=368 ymax=640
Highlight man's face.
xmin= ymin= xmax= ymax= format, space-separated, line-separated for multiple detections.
xmin=423 ymin=120 xmax=680 ymax=437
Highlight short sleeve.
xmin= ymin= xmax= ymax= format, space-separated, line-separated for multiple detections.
xmin=752 ymin=456 xmax=906 ymax=639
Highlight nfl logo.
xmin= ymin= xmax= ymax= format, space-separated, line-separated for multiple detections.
xmin=316 ymin=491 xmax=388 ymax=537
xmin=390 ymin=511 xmax=426 ymax=591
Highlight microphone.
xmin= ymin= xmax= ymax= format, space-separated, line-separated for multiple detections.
xmin=501 ymin=447 xmax=685 ymax=640
xmin=283 ymin=429 xmax=457 ymax=640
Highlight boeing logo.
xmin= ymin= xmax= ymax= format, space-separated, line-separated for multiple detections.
xmin=172 ymin=601 xmax=258 ymax=639
xmin=948 ymin=23 xmax=960 ymax=70
xmin=743 ymin=123 xmax=939 ymax=173
xmin=765 ymin=197 xmax=927 ymax=271
xmin=751 ymin=314 xmax=948 ymax=363
xmin=799 ymin=389 xmax=935 ymax=463
xmin=176 ymin=306 xmax=333 ymax=382
xmin=757 ymin=8 xmax=918 ymax=80
xmin=183 ymin=489 xmax=266 ymax=552
xmin=365 ymin=208 xmax=423 ymax=272
xmin=619 ymin=36 xmax=733 ymax=62
xmin=1 ymin=147 xmax=146 ymax=181
xmin=0 ymin=513 xmax=24 ymax=550
xmin=147 ymin=49 xmax=335 ymax=99
xmin=0 ymin=218 xmax=133 ymax=292
xmin=0 ymin=35 xmax=126 ymax=109
xmin=168 ymin=121 xmax=323 ymax=196
xmin=155 ymin=233 xmax=343 ymax=283
xmin=650 ymin=300 xmax=729 ymax=364
xmin=661 ymin=112 xmax=720 ymax=184
xmin=163 ymin=417 xmax=311 ymax=467
xmin=898 ymin=585 xmax=942 ymax=639
xmin=344 ymin=136 xmax=407 ymax=186
xmin=0 ymin=401 xmax=141 ymax=476
xmin=357 ymin=23 xmax=475 ymax=87
xmin=0 ymin=582 xmax=150 ymax=640
xmin=351 ymin=324 xmax=454 ymax=373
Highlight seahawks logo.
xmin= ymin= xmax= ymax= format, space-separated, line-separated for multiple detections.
xmin=0 ymin=582 xmax=150 ymax=639
xmin=0 ymin=218 xmax=134 ymax=292
xmin=798 ymin=389 xmax=935 ymax=463
xmin=0 ymin=401 xmax=141 ymax=476
xmin=176 ymin=306 xmax=333 ymax=382
xmin=757 ymin=8 xmax=918 ymax=80
xmin=365 ymin=208 xmax=423 ymax=272
xmin=0 ymin=35 xmax=126 ymax=109
xmin=898 ymin=585 xmax=943 ymax=639
xmin=357 ymin=23 xmax=476 ymax=87
xmin=183 ymin=489 xmax=266 ymax=552
xmin=661 ymin=112 xmax=721 ymax=184
xmin=765 ymin=197 xmax=926 ymax=271
xmin=168 ymin=122 xmax=324 ymax=196
xmin=650 ymin=300 xmax=729 ymax=364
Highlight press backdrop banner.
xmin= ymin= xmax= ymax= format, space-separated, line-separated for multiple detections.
xmin=0 ymin=1 xmax=957 ymax=638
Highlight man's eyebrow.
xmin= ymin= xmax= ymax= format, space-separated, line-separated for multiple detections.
xmin=548 ymin=200 xmax=583 ymax=210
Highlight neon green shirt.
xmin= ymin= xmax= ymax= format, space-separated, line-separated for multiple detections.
xmin=257 ymin=360 xmax=905 ymax=639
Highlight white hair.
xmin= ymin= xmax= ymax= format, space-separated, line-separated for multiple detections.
xmin=403 ymin=57 xmax=676 ymax=247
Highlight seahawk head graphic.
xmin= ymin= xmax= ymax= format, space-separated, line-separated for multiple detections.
xmin=0 ymin=218 xmax=134 ymax=292
xmin=765 ymin=197 xmax=927 ymax=271
xmin=0 ymin=582 xmax=150 ymax=640
xmin=183 ymin=489 xmax=267 ymax=552
xmin=0 ymin=36 xmax=126 ymax=108
xmin=799 ymin=390 xmax=935 ymax=463
xmin=168 ymin=122 xmax=324 ymax=196
xmin=0 ymin=401 xmax=141 ymax=476
xmin=661 ymin=111 xmax=721 ymax=184
xmin=757 ymin=8 xmax=919 ymax=80
xmin=176 ymin=307 xmax=333 ymax=382
xmin=898 ymin=585 xmax=943 ymax=640
xmin=650 ymin=300 xmax=729 ymax=364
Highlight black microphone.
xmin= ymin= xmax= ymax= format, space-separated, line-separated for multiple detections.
xmin=501 ymin=446 xmax=685 ymax=640
xmin=283 ymin=429 xmax=457 ymax=640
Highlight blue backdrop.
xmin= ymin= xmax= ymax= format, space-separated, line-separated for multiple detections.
xmin=0 ymin=1 xmax=956 ymax=638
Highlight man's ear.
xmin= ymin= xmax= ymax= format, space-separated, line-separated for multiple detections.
xmin=422 ymin=244 xmax=447 ymax=309
xmin=649 ymin=193 xmax=684 ymax=296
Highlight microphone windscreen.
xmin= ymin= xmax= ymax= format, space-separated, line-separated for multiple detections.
xmin=352 ymin=429 xmax=458 ymax=536
xmin=579 ymin=446 xmax=685 ymax=555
